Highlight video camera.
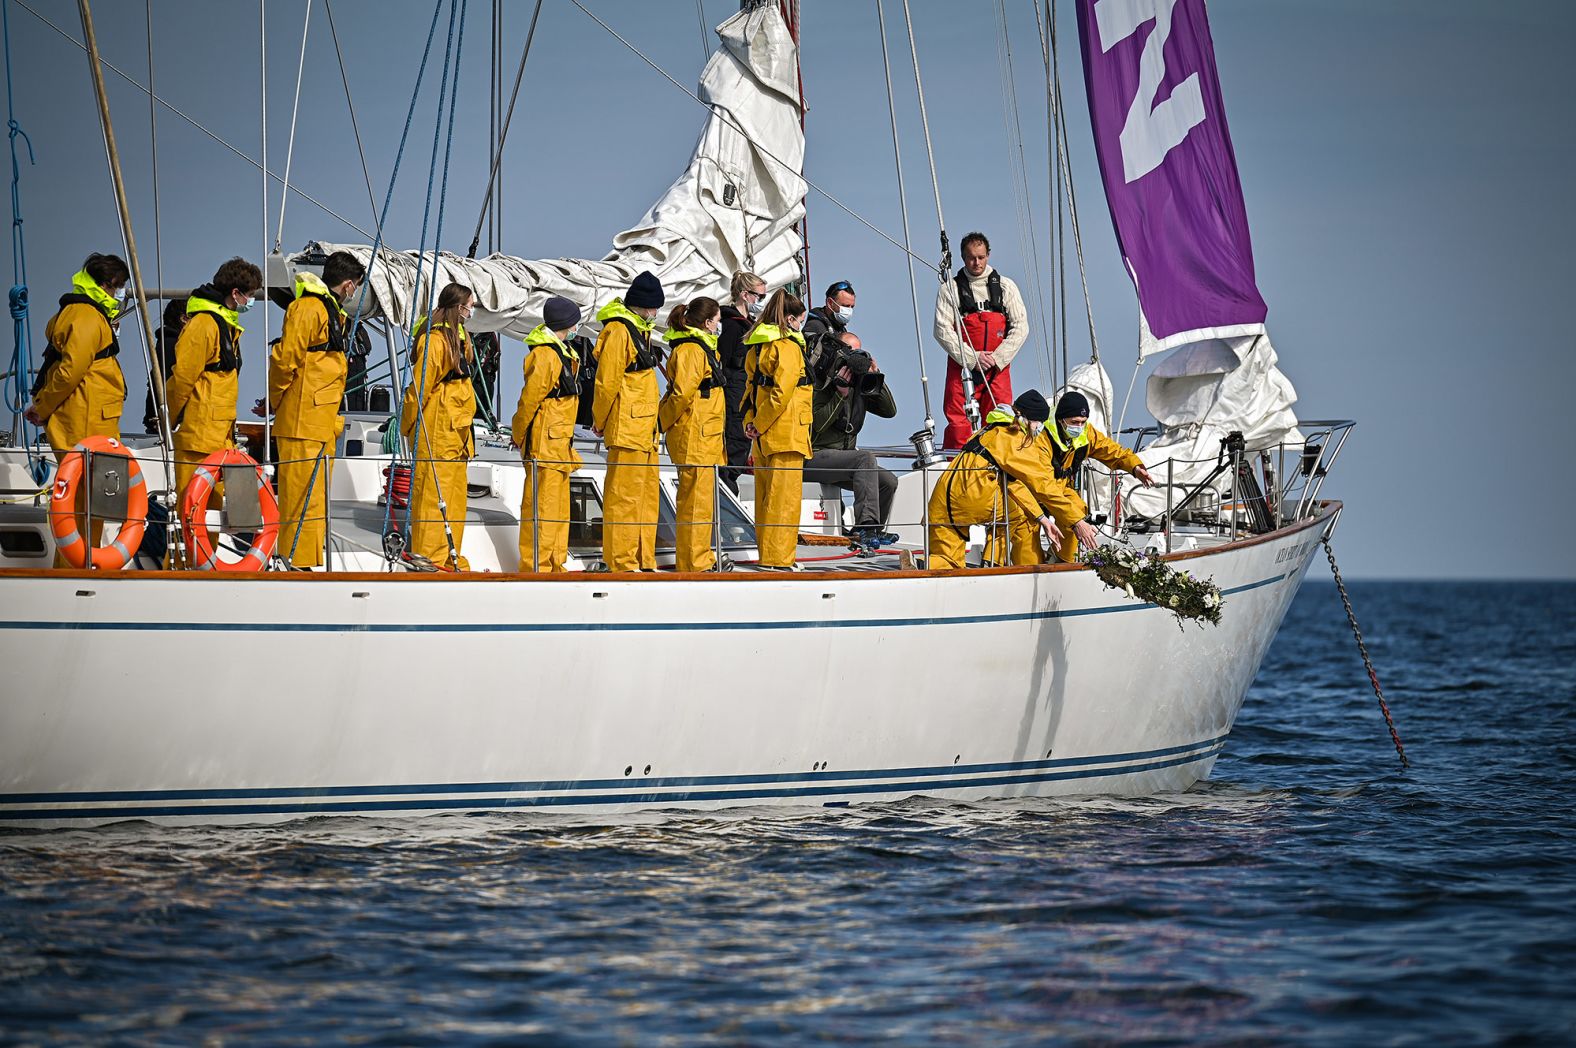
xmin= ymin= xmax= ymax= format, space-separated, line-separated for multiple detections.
xmin=814 ymin=338 xmax=885 ymax=395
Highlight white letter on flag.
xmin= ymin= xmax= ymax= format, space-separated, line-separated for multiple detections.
xmin=1095 ymin=0 xmax=1206 ymax=183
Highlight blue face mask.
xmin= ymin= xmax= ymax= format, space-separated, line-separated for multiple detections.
xmin=235 ymin=298 xmax=252 ymax=314
xmin=1062 ymin=422 xmax=1085 ymax=439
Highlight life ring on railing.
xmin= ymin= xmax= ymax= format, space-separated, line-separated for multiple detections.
xmin=48 ymin=435 xmax=148 ymax=570
xmin=181 ymin=448 xmax=279 ymax=572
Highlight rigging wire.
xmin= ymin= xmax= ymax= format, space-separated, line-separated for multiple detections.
xmin=872 ymin=0 xmax=933 ymax=430
xmin=321 ymin=0 xmax=383 ymax=241
xmin=274 ymin=0 xmax=313 ymax=253
xmin=465 ymin=0 xmax=543 ymax=259
xmin=991 ymin=0 xmax=1054 ymax=394
xmin=565 ymin=0 xmax=938 ymax=275
xmin=13 ymin=0 xmax=370 ymax=241
xmin=143 ymin=0 xmax=163 ymax=423
xmin=694 ymin=0 xmax=710 ymax=65
xmin=1048 ymin=0 xmax=1100 ymax=368
xmin=1 ymin=0 xmax=44 ymax=475
xmin=261 ymin=0 xmax=271 ymax=483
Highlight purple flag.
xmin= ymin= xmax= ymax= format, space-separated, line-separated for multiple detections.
xmin=1076 ymin=0 xmax=1266 ymax=355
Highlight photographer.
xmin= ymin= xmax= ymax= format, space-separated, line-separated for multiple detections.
xmin=805 ymin=331 xmax=900 ymax=546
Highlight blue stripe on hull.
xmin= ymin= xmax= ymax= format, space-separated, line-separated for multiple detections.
xmin=0 ymin=741 xmax=1226 ymax=822
xmin=0 ymin=574 xmax=1287 ymax=635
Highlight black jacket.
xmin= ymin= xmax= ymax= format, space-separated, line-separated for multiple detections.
xmin=811 ymin=377 xmax=898 ymax=451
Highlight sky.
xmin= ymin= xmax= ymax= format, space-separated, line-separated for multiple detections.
xmin=3 ymin=0 xmax=1572 ymax=579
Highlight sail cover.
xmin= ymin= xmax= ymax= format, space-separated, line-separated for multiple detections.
xmin=299 ymin=4 xmax=804 ymax=338
xmin=1076 ymin=0 xmax=1265 ymax=357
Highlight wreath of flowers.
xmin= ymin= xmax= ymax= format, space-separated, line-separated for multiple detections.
xmin=1079 ymin=545 xmax=1224 ymax=628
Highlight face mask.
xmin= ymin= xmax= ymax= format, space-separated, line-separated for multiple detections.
xmin=836 ymin=305 xmax=854 ymax=322
xmin=562 ymin=326 xmax=578 ymax=341
xmin=1062 ymin=422 xmax=1085 ymax=438
xmin=746 ymin=300 xmax=764 ymax=318
xmin=235 ymin=297 xmax=252 ymax=314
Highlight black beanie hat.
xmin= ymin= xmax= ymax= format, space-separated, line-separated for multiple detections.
xmin=1055 ymin=390 xmax=1090 ymax=420
xmin=1014 ymin=390 xmax=1051 ymax=423
xmin=542 ymin=296 xmax=581 ymax=331
xmin=625 ymin=271 xmax=665 ymax=310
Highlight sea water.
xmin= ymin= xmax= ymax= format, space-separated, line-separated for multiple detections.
xmin=2 ymin=581 xmax=1573 ymax=1044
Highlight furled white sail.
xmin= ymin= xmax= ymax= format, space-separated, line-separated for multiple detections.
xmin=297 ymin=4 xmax=804 ymax=338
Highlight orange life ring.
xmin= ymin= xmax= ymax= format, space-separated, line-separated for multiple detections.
xmin=48 ymin=435 xmax=148 ymax=570
xmin=181 ymin=449 xmax=280 ymax=572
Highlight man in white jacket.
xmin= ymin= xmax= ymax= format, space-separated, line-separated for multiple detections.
xmin=933 ymin=232 xmax=1029 ymax=449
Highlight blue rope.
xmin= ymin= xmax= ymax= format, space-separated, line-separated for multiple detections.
xmin=400 ymin=0 xmax=464 ymax=541
xmin=3 ymin=0 xmax=45 ymax=482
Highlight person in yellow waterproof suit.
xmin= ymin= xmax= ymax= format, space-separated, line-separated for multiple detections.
xmin=511 ymin=296 xmax=583 ymax=573
xmin=399 ymin=282 xmax=477 ymax=571
xmin=743 ymin=289 xmax=813 ymax=570
xmin=165 ymin=258 xmax=263 ymax=516
xmin=1021 ymin=389 xmax=1155 ymax=564
xmin=24 ymin=254 xmax=131 ymax=567
xmin=591 ymin=272 xmax=666 ymax=572
xmin=659 ymin=296 xmax=727 ymax=572
xmin=262 ymin=251 xmax=365 ymax=568
xmin=926 ymin=391 xmax=1077 ymax=570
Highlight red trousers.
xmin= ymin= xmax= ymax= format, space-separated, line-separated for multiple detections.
xmin=943 ymin=358 xmax=1014 ymax=449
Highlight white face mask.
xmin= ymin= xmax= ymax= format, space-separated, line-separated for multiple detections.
xmin=835 ymin=305 xmax=854 ymax=322
xmin=746 ymin=299 xmax=764 ymax=318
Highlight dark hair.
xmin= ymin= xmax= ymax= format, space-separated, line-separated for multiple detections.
xmin=211 ymin=257 xmax=263 ymax=297
xmin=960 ymin=232 xmax=991 ymax=256
xmin=82 ymin=253 xmax=130 ymax=289
xmin=667 ymin=296 xmax=720 ymax=333
xmin=824 ymin=280 xmax=854 ymax=300
xmin=162 ymin=299 xmax=187 ymax=329
xmin=749 ymin=288 xmax=805 ymax=338
xmin=321 ymin=250 xmax=366 ymax=289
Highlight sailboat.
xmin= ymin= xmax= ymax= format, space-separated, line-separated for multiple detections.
xmin=0 ymin=0 xmax=1357 ymax=826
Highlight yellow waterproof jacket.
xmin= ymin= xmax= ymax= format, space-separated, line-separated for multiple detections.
xmin=929 ymin=409 xmax=1083 ymax=526
xmin=743 ymin=323 xmax=812 ymax=458
xmin=399 ymin=325 xmax=476 ymax=460
xmin=268 ymin=271 xmax=349 ymax=441
xmin=33 ymin=271 xmax=126 ymax=451
xmin=167 ymin=293 xmax=243 ymax=452
xmin=591 ymin=300 xmax=660 ymax=452
xmin=510 ymin=325 xmax=581 ymax=472
xmin=658 ymin=326 xmax=726 ymax=466
xmin=1039 ymin=422 xmax=1143 ymax=530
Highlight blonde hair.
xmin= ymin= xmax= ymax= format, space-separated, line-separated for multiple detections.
xmin=746 ymin=288 xmax=805 ymax=341
xmin=426 ymin=282 xmax=474 ymax=372
xmin=729 ymin=271 xmax=765 ymax=304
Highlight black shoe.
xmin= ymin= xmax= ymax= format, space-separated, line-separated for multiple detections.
xmin=851 ymin=526 xmax=900 ymax=547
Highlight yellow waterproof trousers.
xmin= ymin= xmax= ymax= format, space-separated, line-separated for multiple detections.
xmin=982 ymin=507 xmax=1047 ymax=567
xmin=174 ymin=446 xmax=229 ymax=515
xmin=409 ymin=456 xmax=470 ymax=571
xmin=603 ymin=448 xmax=658 ymax=571
xmin=276 ymin=436 xmax=332 ymax=567
xmin=519 ymin=464 xmax=572 ymax=573
xmin=754 ymin=450 xmax=804 ymax=568
xmin=674 ymin=464 xmax=716 ymax=572
xmin=927 ymin=523 xmax=971 ymax=570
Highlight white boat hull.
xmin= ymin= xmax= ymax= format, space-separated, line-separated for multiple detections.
xmin=0 ymin=506 xmax=1336 ymax=826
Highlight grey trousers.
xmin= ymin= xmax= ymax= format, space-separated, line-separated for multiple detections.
xmin=804 ymin=447 xmax=898 ymax=527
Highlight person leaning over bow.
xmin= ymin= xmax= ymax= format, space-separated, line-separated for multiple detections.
xmin=399 ymin=282 xmax=477 ymax=571
xmin=659 ymin=295 xmax=726 ymax=572
xmin=926 ymin=390 xmax=1076 ymax=571
xmin=511 ymin=295 xmax=583 ymax=573
xmin=262 ymin=250 xmax=365 ymax=569
xmin=1030 ymin=389 xmax=1154 ymax=565
xmin=743 ymin=288 xmax=813 ymax=571
xmin=165 ymin=257 xmax=263 ymax=515
xmin=591 ymin=271 xmax=666 ymax=572
xmin=24 ymin=253 xmax=131 ymax=567
xmin=718 ymin=270 xmax=765 ymax=494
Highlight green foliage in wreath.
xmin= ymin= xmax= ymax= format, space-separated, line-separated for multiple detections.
xmin=1079 ymin=545 xmax=1224 ymax=628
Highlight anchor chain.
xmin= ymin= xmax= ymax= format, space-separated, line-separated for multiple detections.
xmin=1323 ymin=537 xmax=1408 ymax=769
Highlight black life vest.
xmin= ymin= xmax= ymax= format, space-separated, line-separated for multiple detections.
xmin=1050 ymin=436 xmax=1090 ymax=482
xmin=604 ymin=316 xmax=661 ymax=373
xmin=749 ymin=336 xmax=813 ymax=390
xmin=299 ymin=290 xmax=347 ymax=353
xmin=945 ymin=421 xmax=1022 ymax=523
xmin=955 ymin=268 xmax=1013 ymax=338
xmin=30 ymin=292 xmax=120 ymax=397
xmin=666 ymin=335 xmax=724 ymax=397
xmin=536 ymin=340 xmax=580 ymax=400
xmin=190 ymin=310 xmax=241 ymax=374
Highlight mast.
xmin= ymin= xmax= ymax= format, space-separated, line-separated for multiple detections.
xmin=775 ymin=0 xmax=808 ymax=294
xmin=75 ymin=0 xmax=184 ymax=564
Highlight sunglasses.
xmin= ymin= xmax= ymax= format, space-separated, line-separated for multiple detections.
xmin=828 ymin=281 xmax=854 ymax=296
